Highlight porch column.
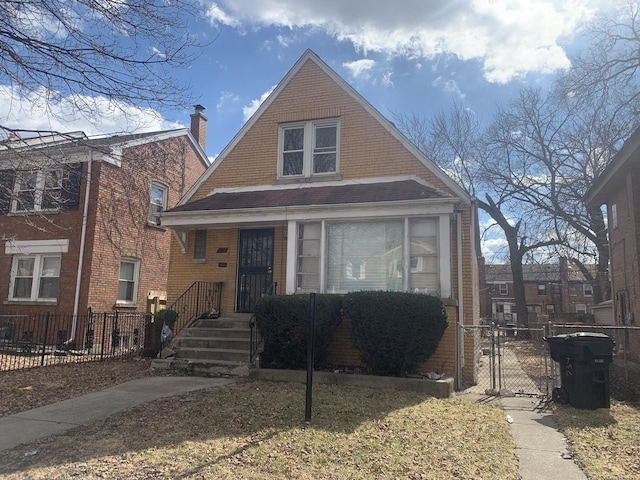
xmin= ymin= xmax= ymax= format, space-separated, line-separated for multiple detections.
xmin=286 ymin=220 xmax=297 ymax=294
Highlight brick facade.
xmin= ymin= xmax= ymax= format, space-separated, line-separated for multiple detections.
xmin=0 ymin=124 xmax=207 ymax=337
xmin=165 ymin=51 xmax=480 ymax=382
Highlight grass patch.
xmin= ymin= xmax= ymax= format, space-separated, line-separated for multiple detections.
xmin=0 ymin=381 xmax=518 ymax=479
xmin=554 ymin=403 xmax=640 ymax=480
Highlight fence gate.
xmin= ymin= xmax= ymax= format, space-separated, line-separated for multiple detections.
xmin=462 ymin=324 xmax=552 ymax=396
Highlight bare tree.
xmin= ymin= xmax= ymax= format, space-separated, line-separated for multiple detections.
xmin=395 ymin=103 xmax=562 ymax=328
xmin=487 ymin=84 xmax=639 ymax=304
xmin=0 ymin=0 xmax=204 ymax=138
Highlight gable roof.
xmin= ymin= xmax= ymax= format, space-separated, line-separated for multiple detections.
xmin=178 ymin=49 xmax=471 ymax=206
xmin=587 ymin=124 xmax=640 ymax=205
xmin=0 ymin=129 xmax=209 ymax=169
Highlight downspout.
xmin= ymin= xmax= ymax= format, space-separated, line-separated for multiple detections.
xmin=71 ymin=150 xmax=93 ymax=343
xmin=456 ymin=208 xmax=464 ymax=389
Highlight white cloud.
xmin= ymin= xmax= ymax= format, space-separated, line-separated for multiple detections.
xmin=343 ymin=59 xmax=376 ymax=79
xmin=203 ymin=0 xmax=606 ymax=83
xmin=242 ymin=85 xmax=276 ymax=122
xmin=216 ymin=91 xmax=240 ymax=112
xmin=0 ymin=86 xmax=182 ymax=138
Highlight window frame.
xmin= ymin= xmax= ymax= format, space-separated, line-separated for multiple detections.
xmin=499 ymin=283 xmax=508 ymax=295
xmin=583 ymin=284 xmax=593 ymax=297
xmin=149 ymin=182 xmax=168 ymax=226
xmin=537 ymin=284 xmax=546 ymax=295
xmin=295 ymin=217 xmax=440 ymax=295
xmin=9 ymin=254 xmax=61 ymax=302
xmin=117 ymin=258 xmax=140 ymax=305
xmin=11 ymin=168 xmax=64 ymax=213
xmin=278 ymin=119 xmax=340 ymax=179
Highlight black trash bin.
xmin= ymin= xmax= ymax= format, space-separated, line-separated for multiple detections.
xmin=545 ymin=332 xmax=614 ymax=409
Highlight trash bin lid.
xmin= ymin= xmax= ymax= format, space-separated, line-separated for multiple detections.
xmin=563 ymin=332 xmax=612 ymax=343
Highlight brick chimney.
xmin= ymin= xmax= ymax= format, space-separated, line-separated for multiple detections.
xmin=190 ymin=104 xmax=207 ymax=151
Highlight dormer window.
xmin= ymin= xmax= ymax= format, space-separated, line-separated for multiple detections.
xmin=279 ymin=119 xmax=339 ymax=178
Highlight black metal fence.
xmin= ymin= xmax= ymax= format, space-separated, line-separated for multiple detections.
xmin=0 ymin=310 xmax=151 ymax=372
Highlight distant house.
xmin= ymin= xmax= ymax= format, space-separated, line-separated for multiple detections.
xmin=482 ymin=259 xmax=597 ymax=324
xmin=0 ymin=107 xmax=209 ymax=330
xmin=587 ymin=125 xmax=640 ymax=327
xmin=161 ymin=50 xmax=481 ymax=384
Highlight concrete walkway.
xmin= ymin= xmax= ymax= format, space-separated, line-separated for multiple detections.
xmin=461 ymin=344 xmax=587 ymax=480
xmin=0 ymin=376 xmax=236 ymax=452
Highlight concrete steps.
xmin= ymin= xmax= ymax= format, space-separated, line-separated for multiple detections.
xmin=151 ymin=313 xmax=253 ymax=377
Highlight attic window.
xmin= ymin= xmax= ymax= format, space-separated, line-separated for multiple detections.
xmin=279 ymin=119 xmax=339 ymax=178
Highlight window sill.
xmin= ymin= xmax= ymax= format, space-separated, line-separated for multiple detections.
xmin=8 ymin=209 xmax=60 ymax=216
xmin=273 ymin=173 xmax=343 ymax=185
xmin=114 ymin=303 xmax=139 ymax=310
xmin=192 ymin=258 xmax=207 ymax=264
xmin=4 ymin=299 xmax=58 ymax=306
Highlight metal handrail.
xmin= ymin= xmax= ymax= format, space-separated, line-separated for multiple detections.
xmin=165 ymin=281 xmax=224 ymax=337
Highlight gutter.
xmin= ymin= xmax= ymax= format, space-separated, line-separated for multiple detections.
xmin=70 ymin=149 xmax=93 ymax=344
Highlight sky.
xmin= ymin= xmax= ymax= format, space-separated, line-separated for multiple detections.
xmin=0 ymin=0 xmax=626 ymax=261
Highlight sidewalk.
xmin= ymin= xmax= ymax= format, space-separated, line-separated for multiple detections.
xmin=0 ymin=376 xmax=236 ymax=452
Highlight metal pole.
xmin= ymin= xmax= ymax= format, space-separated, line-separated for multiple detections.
xmin=40 ymin=312 xmax=50 ymax=366
xmin=305 ymin=293 xmax=316 ymax=423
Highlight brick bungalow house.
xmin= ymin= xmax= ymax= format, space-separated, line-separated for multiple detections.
xmin=587 ymin=125 xmax=640 ymax=329
xmin=161 ymin=50 xmax=481 ymax=385
xmin=0 ymin=108 xmax=209 ymax=343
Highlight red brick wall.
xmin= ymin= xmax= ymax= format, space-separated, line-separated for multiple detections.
xmin=0 ymin=135 xmax=206 ymax=317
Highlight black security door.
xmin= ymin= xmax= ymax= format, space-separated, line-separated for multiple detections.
xmin=237 ymin=228 xmax=274 ymax=312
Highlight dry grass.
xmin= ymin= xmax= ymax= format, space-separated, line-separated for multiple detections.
xmin=554 ymin=403 xmax=640 ymax=480
xmin=0 ymin=363 xmax=519 ymax=480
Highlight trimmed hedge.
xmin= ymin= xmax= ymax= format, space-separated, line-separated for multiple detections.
xmin=342 ymin=291 xmax=448 ymax=376
xmin=254 ymin=294 xmax=343 ymax=369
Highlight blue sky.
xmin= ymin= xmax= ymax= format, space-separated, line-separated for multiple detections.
xmin=0 ymin=0 xmax=625 ymax=260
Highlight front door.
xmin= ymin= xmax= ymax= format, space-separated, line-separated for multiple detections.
xmin=237 ymin=228 xmax=274 ymax=312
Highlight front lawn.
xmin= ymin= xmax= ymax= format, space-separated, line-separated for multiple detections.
xmin=0 ymin=380 xmax=518 ymax=479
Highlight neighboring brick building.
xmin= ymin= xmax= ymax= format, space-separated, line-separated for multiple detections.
xmin=0 ymin=108 xmax=209 ymax=328
xmin=587 ymin=125 xmax=640 ymax=327
xmin=161 ymin=50 xmax=481 ymax=384
xmin=482 ymin=259 xmax=597 ymax=325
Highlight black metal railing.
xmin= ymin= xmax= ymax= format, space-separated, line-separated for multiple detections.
xmin=0 ymin=310 xmax=151 ymax=372
xmin=249 ymin=313 xmax=264 ymax=365
xmin=249 ymin=282 xmax=276 ymax=365
xmin=166 ymin=281 xmax=224 ymax=338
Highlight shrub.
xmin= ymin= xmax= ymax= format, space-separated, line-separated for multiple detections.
xmin=343 ymin=291 xmax=448 ymax=376
xmin=255 ymin=294 xmax=343 ymax=369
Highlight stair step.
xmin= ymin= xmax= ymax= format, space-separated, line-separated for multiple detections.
xmin=193 ymin=318 xmax=251 ymax=329
xmin=174 ymin=337 xmax=251 ymax=350
xmin=182 ymin=327 xmax=250 ymax=338
xmin=174 ymin=347 xmax=249 ymax=363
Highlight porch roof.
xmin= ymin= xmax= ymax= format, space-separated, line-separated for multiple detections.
xmin=167 ymin=179 xmax=452 ymax=214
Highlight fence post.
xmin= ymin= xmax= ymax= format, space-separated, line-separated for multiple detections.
xmin=40 ymin=312 xmax=50 ymax=366
xmin=100 ymin=312 xmax=108 ymax=361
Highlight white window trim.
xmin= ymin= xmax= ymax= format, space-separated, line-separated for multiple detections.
xmin=8 ymin=254 xmax=61 ymax=302
xmin=499 ymin=283 xmax=508 ymax=295
xmin=277 ymin=119 xmax=340 ymax=178
xmin=583 ymin=284 xmax=593 ymax=297
xmin=5 ymin=239 xmax=69 ymax=255
xmin=11 ymin=168 xmax=64 ymax=213
xmin=117 ymin=258 xmax=140 ymax=305
xmin=286 ymin=215 xmax=451 ymax=297
xmin=149 ymin=182 xmax=168 ymax=226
